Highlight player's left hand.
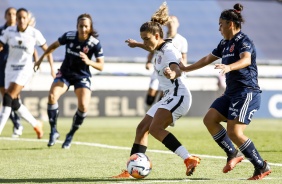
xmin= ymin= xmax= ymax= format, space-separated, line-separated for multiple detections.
xmin=163 ymin=66 xmax=173 ymax=79
xmin=125 ymin=39 xmax=138 ymax=48
xmin=215 ymin=64 xmax=231 ymax=75
xmin=80 ymin=52 xmax=91 ymax=65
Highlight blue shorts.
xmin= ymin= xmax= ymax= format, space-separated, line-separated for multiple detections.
xmin=0 ymin=67 xmax=4 ymax=87
xmin=210 ymin=92 xmax=261 ymax=125
xmin=53 ymin=71 xmax=91 ymax=90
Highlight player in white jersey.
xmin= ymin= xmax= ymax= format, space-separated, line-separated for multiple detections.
xmin=144 ymin=15 xmax=188 ymax=111
xmin=113 ymin=2 xmax=200 ymax=178
xmin=0 ymin=8 xmax=55 ymax=138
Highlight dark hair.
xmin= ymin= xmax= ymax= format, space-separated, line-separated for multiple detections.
xmin=77 ymin=13 xmax=98 ymax=38
xmin=220 ymin=3 xmax=245 ymax=29
xmin=140 ymin=2 xmax=170 ymax=39
xmin=4 ymin=7 xmax=16 ymax=17
xmin=16 ymin=8 xmax=28 ymax=16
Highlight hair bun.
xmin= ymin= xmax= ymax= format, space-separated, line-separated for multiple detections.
xmin=234 ymin=3 xmax=243 ymax=13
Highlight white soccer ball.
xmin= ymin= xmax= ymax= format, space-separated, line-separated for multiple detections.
xmin=126 ymin=153 xmax=152 ymax=179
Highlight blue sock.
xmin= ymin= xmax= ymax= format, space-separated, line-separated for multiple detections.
xmin=69 ymin=110 xmax=86 ymax=136
xmin=239 ymin=139 xmax=264 ymax=168
xmin=47 ymin=103 xmax=59 ymax=133
xmin=213 ymin=128 xmax=236 ymax=156
xmin=9 ymin=111 xmax=21 ymax=129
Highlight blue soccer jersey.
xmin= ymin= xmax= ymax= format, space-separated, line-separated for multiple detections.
xmin=0 ymin=24 xmax=9 ymax=87
xmin=58 ymin=31 xmax=104 ymax=80
xmin=211 ymin=31 xmax=260 ymax=96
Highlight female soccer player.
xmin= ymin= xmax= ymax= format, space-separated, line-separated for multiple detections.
xmin=0 ymin=7 xmax=23 ymax=137
xmin=135 ymin=15 xmax=188 ymax=112
xmin=0 ymin=8 xmax=54 ymax=138
xmin=180 ymin=3 xmax=271 ymax=180
xmin=113 ymin=2 xmax=200 ymax=178
xmin=34 ymin=13 xmax=104 ymax=149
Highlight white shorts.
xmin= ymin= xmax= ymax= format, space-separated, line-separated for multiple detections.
xmin=5 ymin=70 xmax=33 ymax=89
xmin=147 ymin=91 xmax=192 ymax=126
xmin=149 ymin=71 xmax=160 ymax=91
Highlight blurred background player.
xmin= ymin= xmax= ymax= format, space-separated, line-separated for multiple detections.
xmin=113 ymin=2 xmax=200 ymax=178
xmin=180 ymin=3 xmax=271 ymax=180
xmin=0 ymin=8 xmax=54 ymax=138
xmin=34 ymin=13 xmax=104 ymax=149
xmin=0 ymin=7 xmax=23 ymax=137
xmin=130 ymin=15 xmax=188 ymax=111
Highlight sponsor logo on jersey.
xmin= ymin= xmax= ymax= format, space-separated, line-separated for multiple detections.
xmin=235 ymin=33 xmax=244 ymax=42
xmin=222 ymin=53 xmax=234 ymax=58
xmin=18 ymin=40 xmax=22 ymax=45
xmin=242 ymin=42 xmax=251 ymax=49
xmin=232 ymin=101 xmax=239 ymax=107
xmin=67 ymin=48 xmax=80 ymax=57
xmin=69 ymin=43 xmax=73 ymax=48
xmin=76 ymin=45 xmax=81 ymax=49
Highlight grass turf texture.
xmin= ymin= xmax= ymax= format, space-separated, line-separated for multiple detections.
xmin=0 ymin=117 xmax=281 ymax=183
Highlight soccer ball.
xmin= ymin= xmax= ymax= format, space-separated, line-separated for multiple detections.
xmin=126 ymin=153 xmax=152 ymax=179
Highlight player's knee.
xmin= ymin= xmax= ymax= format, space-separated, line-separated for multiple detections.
xmin=146 ymin=95 xmax=155 ymax=106
xmin=48 ymin=93 xmax=57 ymax=104
xmin=11 ymin=98 xmax=21 ymax=111
xmin=3 ymin=93 xmax=13 ymax=107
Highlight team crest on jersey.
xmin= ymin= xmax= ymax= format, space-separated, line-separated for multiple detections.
xmin=157 ymin=55 xmax=162 ymax=64
xmin=83 ymin=46 xmax=89 ymax=54
xmin=230 ymin=43 xmax=235 ymax=52
xmin=18 ymin=40 xmax=22 ymax=45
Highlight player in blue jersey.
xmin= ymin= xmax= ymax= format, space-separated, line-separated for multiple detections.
xmin=34 ymin=13 xmax=104 ymax=149
xmin=180 ymin=3 xmax=271 ymax=180
xmin=0 ymin=7 xmax=23 ymax=137
xmin=113 ymin=2 xmax=200 ymax=178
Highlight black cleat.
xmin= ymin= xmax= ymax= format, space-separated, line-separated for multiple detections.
xmin=62 ymin=133 xmax=73 ymax=149
xmin=47 ymin=132 xmax=60 ymax=147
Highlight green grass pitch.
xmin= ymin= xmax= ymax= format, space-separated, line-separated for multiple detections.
xmin=0 ymin=117 xmax=281 ymax=184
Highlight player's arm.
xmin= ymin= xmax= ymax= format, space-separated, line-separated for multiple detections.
xmin=34 ymin=41 xmax=59 ymax=74
xmin=215 ymin=51 xmax=251 ymax=75
xmin=125 ymin=39 xmax=150 ymax=51
xmin=145 ymin=52 xmax=154 ymax=70
xmin=181 ymin=52 xmax=187 ymax=65
xmin=0 ymin=42 xmax=3 ymax=51
xmin=180 ymin=53 xmax=218 ymax=72
xmin=33 ymin=49 xmax=39 ymax=62
xmin=79 ymin=52 xmax=104 ymax=71
xmin=163 ymin=63 xmax=182 ymax=79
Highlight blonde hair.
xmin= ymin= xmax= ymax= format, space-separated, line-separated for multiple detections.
xmin=140 ymin=2 xmax=170 ymax=39
xmin=28 ymin=11 xmax=36 ymax=27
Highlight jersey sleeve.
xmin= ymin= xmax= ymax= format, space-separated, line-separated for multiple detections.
xmin=0 ymin=28 xmax=8 ymax=44
xmin=58 ymin=32 xmax=68 ymax=45
xmin=93 ymin=41 xmax=104 ymax=58
xmin=180 ymin=37 xmax=188 ymax=54
xmin=211 ymin=39 xmax=225 ymax=58
xmin=163 ymin=50 xmax=180 ymax=67
xmin=34 ymin=29 xmax=46 ymax=46
xmin=238 ymin=39 xmax=254 ymax=55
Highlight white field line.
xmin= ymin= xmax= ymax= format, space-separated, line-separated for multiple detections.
xmin=1 ymin=137 xmax=282 ymax=167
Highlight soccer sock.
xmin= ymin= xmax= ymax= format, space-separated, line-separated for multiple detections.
xmin=239 ymin=138 xmax=264 ymax=169
xmin=68 ymin=109 xmax=87 ymax=136
xmin=9 ymin=111 xmax=21 ymax=129
xmin=213 ymin=128 xmax=236 ymax=156
xmin=130 ymin=143 xmax=147 ymax=156
xmin=47 ymin=103 xmax=59 ymax=133
xmin=174 ymin=145 xmax=191 ymax=160
xmin=0 ymin=106 xmax=12 ymax=134
xmin=0 ymin=93 xmax=13 ymax=134
xmin=162 ymin=133 xmax=182 ymax=152
xmin=16 ymin=104 xmax=38 ymax=127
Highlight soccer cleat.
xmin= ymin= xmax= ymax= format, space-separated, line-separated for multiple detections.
xmin=62 ymin=133 xmax=73 ymax=149
xmin=47 ymin=132 xmax=60 ymax=147
xmin=184 ymin=155 xmax=201 ymax=176
xmin=12 ymin=125 xmax=24 ymax=138
xmin=112 ymin=170 xmax=132 ymax=178
xmin=34 ymin=121 xmax=44 ymax=139
xmin=248 ymin=161 xmax=271 ymax=180
xmin=223 ymin=149 xmax=244 ymax=173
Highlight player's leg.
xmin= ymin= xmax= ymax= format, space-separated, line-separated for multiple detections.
xmin=227 ymin=92 xmax=271 ymax=180
xmin=144 ymin=72 xmax=159 ymax=111
xmin=62 ymin=82 xmax=91 ymax=149
xmin=47 ymin=79 xmax=68 ymax=147
xmin=204 ymin=95 xmax=243 ymax=173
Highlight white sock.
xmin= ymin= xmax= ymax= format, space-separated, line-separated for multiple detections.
xmin=0 ymin=106 xmax=12 ymax=134
xmin=174 ymin=145 xmax=191 ymax=160
xmin=16 ymin=104 xmax=38 ymax=127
